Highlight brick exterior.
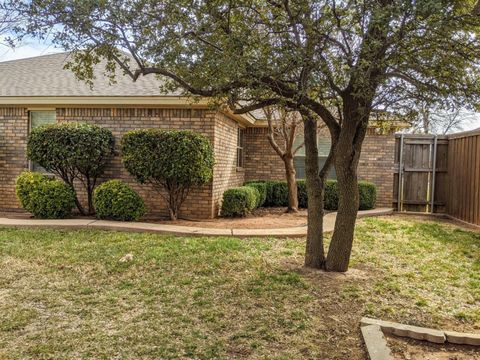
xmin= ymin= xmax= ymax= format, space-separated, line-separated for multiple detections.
xmin=0 ymin=105 xmax=394 ymax=218
xmin=0 ymin=107 xmax=243 ymax=219
xmin=244 ymin=127 xmax=395 ymax=208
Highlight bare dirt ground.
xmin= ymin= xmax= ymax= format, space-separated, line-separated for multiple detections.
xmin=387 ymin=334 xmax=480 ymax=360
xmin=156 ymin=207 xmax=311 ymax=228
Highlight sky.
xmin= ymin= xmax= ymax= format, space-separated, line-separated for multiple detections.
xmin=1 ymin=39 xmax=479 ymax=132
xmin=0 ymin=37 xmax=62 ymax=62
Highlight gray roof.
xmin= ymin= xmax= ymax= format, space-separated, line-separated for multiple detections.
xmin=0 ymin=52 xmax=179 ymax=97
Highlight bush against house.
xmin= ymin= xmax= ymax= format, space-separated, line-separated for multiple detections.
xmin=121 ymin=129 xmax=214 ymax=220
xmin=15 ymin=171 xmax=76 ymax=219
xmin=241 ymin=179 xmax=376 ymax=213
xmin=221 ymin=186 xmax=259 ymax=217
xmin=93 ymin=180 xmax=146 ymax=221
xmin=27 ymin=122 xmax=115 ymax=215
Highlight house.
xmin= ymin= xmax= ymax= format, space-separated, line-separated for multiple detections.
xmin=0 ymin=53 xmax=396 ymax=219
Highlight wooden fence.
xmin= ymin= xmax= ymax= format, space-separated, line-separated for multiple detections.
xmin=394 ymin=129 xmax=480 ymax=226
xmin=447 ymin=129 xmax=480 ymax=226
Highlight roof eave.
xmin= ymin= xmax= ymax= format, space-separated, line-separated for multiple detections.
xmin=0 ymin=96 xmax=256 ymax=125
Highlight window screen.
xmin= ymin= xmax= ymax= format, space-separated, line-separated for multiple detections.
xmin=237 ymin=128 xmax=245 ymax=168
xmin=29 ymin=111 xmax=56 ymax=172
xmin=293 ymin=135 xmax=336 ymax=180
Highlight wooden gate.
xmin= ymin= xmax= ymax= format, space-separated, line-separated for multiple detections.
xmin=393 ymin=134 xmax=449 ymax=213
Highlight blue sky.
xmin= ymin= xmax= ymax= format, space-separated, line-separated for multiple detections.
xmin=0 ymin=37 xmax=62 ymax=61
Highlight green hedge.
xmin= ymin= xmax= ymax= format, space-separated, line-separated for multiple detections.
xmin=245 ymin=182 xmax=267 ymax=207
xmin=221 ymin=186 xmax=258 ymax=217
xmin=94 ymin=180 xmax=146 ymax=221
xmin=244 ymin=179 xmax=376 ymax=210
xmin=324 ymin=180 xmax=339 ymax=210
xmin=358 ymin=181 xmax=377 ymax=210
xmin=15 ymin=171 xmax=76 ymax=219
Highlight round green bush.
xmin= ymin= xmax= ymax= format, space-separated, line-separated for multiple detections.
xmin=15 ymin=171 xmax=46 ymax=211
xmin=245 ymin=182 xmax=267 ymax=207
xmin=16 ymin=172 xmax=75 ymax=219
xmin=94 ymin=180 xmax=146 ymax=221
xmin=358 ymin=181 xmax=377 ymax=210
xmin=221 ymin=186 xmax=258 ymax=217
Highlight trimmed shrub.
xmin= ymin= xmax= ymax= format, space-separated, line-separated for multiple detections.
xmin=324 ymin=180 xmax=339 ymax=210
xmin=221 ymin=186 xmax=258 ymax=217
xmin=358 ymin=181 xmax=377 ymax=210
xmin=15 ymin=172 xmax=75 ymax=219
xmin=122 ymin=129 xmax=214 ymax=220
xmin=245 ymin=182 xmax=267 ymax=207
xmin=27 ymin=122 xmax=115 ymax=215
xmin=94 ymin=180 xmax=146 ymax=221
xmin=15 ymin=171 xmax=46 ymax=211
xmin=297 ymin=180 xmax=307 ymax=208
xmin=270 ymin=181 xmax=289 ymax=206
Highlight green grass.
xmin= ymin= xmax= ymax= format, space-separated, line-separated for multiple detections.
xmin=0 ymin=216 xmax=478 ymax=359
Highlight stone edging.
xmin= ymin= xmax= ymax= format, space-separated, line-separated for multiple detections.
xmin=361 ymin=317 xmax=479 ymax=360
xmin=361 ymin=317 xmax=480 ymax=345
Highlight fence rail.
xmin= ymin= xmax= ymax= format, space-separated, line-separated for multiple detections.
xmin=394 ymin=129 xmax=480 ymax=226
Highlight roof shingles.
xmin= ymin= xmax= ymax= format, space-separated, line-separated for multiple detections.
xmin=0 ymin=52 xmax=178 ymax=97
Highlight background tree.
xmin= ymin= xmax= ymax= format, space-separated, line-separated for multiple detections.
xmin=409 ymin=103 xmax=477 ymax=135
xmin=263 ymin=107 xmax=304 ymax=213
xmin=121 ymin=129 xmax=215 ymax=221
xmin=10 ymin=0 xmax=480 ymax=271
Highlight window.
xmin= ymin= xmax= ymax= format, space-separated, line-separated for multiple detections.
xmin=293 ymin=135 xmax=336 ymax=180
xmin=29 ymin=110 xmax=56 ymax=172
xmin=236 ymin=128 xmax=245 ymax=168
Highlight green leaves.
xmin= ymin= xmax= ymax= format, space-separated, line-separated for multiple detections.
xmin=121 ymin=129 xmax=214 ymax=187
xmin=121 ymin=129 xmax=215 ymax=219
xmin=26 ymin=122 xmax=115 ymax=214
xmin=93 ymin=180 xmax=146 ymax=221
xmin=15 ymin=171 xmax=76 ymax=219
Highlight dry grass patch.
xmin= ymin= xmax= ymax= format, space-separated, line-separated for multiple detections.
xmin=0 ymin=216 xmax=478 ymax=359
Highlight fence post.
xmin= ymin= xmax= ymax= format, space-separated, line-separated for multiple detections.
xmin=397 ymin=134 xmax=404 ymax=212
xmin=430 ymin=135 xmax=438 ymax=213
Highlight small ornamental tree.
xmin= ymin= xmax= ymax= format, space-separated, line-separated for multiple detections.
xmin=121 ymin=129 xmax=214 ymax=220
xmin=27 ymin=122 xmax=115 ymax=215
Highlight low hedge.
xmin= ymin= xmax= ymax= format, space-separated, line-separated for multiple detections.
xmin=94 ymin=180 xmax=146 ymax=221
xmin=15 ymin=171 xmax=76 ymax=219
xmin=358 ymin=181 xmax=377 ymax=210
xmin=221 ymin=186 xmax=258 ymax=217
xmin=245 ymin=182 xmax=267 ymax=208
xmin=245 ymin=179 xmax=376 ymax=210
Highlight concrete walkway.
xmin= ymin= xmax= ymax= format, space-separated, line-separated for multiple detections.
xmin=0 ymin=208 xmax=393 ymax=237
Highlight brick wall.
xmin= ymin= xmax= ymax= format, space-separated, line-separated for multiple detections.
xmin=244 ymin=126 xmax=395 ymax=208
xmin=244 ymin=127 xmax=285 ymax=181
xmin=211 ymin=113 xmax=245 ymax=216
xmin=0 ymin=107 xmax=29 ymax=213
xmin=0 ymin=106 xmax=242 ymax=219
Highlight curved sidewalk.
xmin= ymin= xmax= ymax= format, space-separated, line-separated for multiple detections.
xmin=0 ymin=208 xmax=393 ymax=237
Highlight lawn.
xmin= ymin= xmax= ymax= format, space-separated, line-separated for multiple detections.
xmin=0 ymin=216 xmax=478 ymax=359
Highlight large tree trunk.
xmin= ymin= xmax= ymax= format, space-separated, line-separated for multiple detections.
xmin=303 ymin=116 xmax=325 ymax=268
xmin=284 ymin=155 xmax=299 ymax=213
xmin=325 ymin=115 xmax=367 ymax=272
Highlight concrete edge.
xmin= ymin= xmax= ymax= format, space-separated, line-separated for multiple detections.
xmin=0 ymin=208 xmax=394 ymax=238
xmin=361 ymin=317 xmax=479 ymax=346
xmin=361 ymin=324 xmax=393 ymax=360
